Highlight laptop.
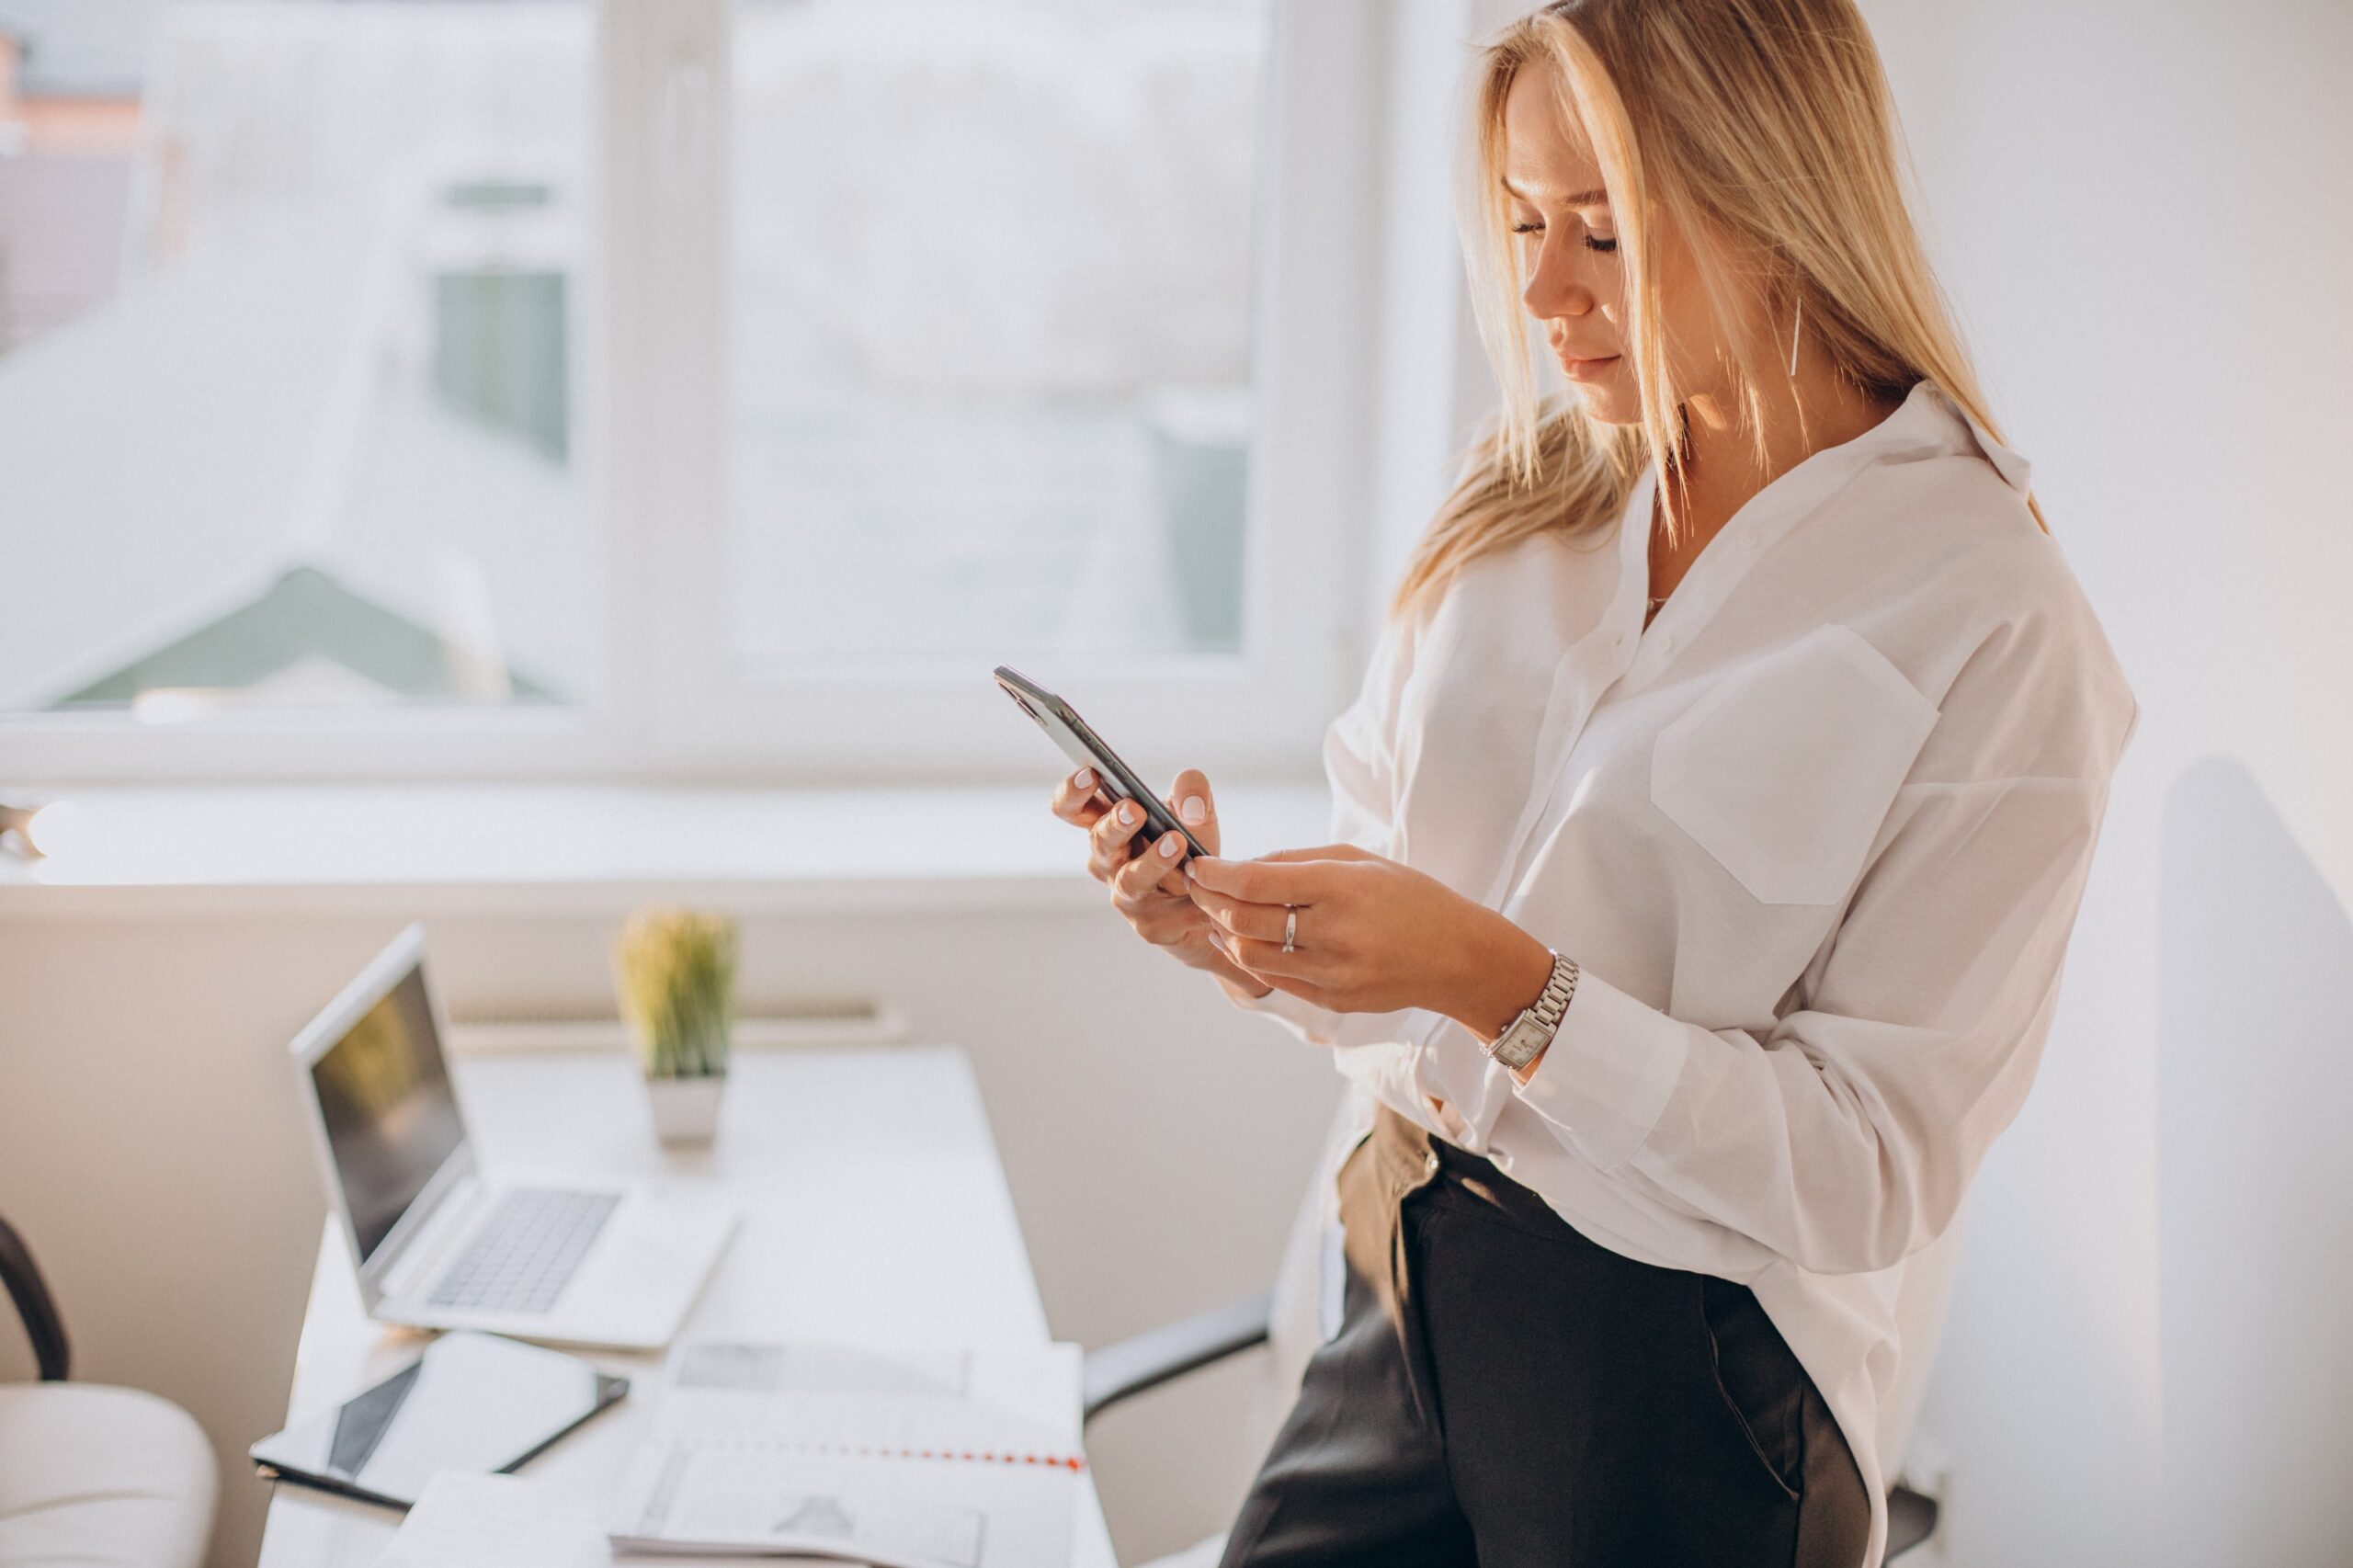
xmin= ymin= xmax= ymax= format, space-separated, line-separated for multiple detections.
xmin=288 ymin=923 xmax=738 ymax=1350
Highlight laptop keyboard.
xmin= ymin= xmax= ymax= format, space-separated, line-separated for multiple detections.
xmin=425 ymin=1187 xmax=621 ymax=1314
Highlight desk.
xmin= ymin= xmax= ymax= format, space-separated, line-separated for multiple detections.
xmin=256 ymin=1045 xmax=1119 ymax=1568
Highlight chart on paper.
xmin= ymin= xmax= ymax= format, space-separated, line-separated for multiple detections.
xmin=606 ymin=1338 xmax=1086 ymax=1568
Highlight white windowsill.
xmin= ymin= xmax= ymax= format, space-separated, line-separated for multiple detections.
xmin=0 ymin=780 xmax=1335 ymax=920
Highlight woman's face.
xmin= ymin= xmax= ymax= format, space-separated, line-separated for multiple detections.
xmin=1501 ymin=62 xmax=1740 ymax=426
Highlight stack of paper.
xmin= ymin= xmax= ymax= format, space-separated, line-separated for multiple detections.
xmin=377 ymin=1473 xmax=609 ymax=1568
xmin=606 ymin=1339 xmax=1086 ymax=1568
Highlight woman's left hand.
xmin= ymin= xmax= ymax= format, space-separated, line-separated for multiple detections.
xmin=1183 ymin=844 xmax=1549 ymax=1032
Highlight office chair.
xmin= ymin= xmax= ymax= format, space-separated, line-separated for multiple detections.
xmin=1081 ymin=1107 xmax=1945 ymax=1568
xmin=0 ymin=1213 xmax=217 ymax=1568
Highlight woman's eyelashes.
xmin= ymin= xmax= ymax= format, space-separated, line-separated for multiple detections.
xmin=1509 ymin=219 xmax=1619 ymax=254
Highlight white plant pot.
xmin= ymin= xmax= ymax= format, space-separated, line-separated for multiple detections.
xmin=644 ymin=1074 xmax=726 ymax=1146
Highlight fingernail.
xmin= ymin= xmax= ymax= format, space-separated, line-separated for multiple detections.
xmin=1160 ymin=835 xmax=1181 ymax=858
xmin=1120 ymin=802 xmax=1139 ymax=825
xmin=1181 ymin=795 xmax=1207 ymax=824
xmin=1074 ymin=768 xmax=1094 ymax=790
xmin=1182 ymin=859 xmax=1197 ymax=881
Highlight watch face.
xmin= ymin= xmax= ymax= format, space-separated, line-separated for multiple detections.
xmin=1494 ymin=1017 xmax=1545 ymax=1069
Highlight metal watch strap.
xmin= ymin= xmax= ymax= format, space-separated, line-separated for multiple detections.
xmin=1489 ymin=949 xmax=1579 ymax=1071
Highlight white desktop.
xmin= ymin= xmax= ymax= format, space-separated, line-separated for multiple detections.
xmin=256 ymin=1040 xmax=1117 ymax=1568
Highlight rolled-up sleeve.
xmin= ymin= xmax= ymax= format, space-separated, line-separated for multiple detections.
xmin=1516 ymin=766 xmax=2121 ymax=1276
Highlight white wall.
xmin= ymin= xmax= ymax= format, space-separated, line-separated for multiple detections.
xmin=0 ymin=901 xmax=1341 ymax=1568
xmin=1861 ymin=2 xmax=2353 ymax=1562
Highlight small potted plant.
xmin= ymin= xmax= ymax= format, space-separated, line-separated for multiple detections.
xmin=613 ymin=905 xmax=738 ymax=1146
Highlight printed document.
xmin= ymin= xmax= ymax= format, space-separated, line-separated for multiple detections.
xmin=377 ymin=1473 xmax=608 ymax=1568
xmin=606 ymin=1339 xmax=1085 ymax=1568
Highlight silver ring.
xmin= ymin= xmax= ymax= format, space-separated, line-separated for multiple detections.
xmin=1282 ymin=904 xmax=1298 ymax=953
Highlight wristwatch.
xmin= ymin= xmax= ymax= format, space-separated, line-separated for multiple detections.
xmin=1487 ymin=949 xmax=1579 ymax=1073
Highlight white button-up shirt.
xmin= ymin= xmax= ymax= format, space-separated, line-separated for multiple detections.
xmin=1233 ymin=378 xmax=2138 ymax=1567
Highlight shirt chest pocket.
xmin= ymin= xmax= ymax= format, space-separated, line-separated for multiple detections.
xmin=1649 ymin=622 xmax=1939 ymax=907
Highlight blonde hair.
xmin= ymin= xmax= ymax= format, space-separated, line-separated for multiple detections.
xmin=1388 ymin=0 xmax=2047 ymax=630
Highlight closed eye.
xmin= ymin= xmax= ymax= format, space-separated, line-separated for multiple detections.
xmin=1511 ymin=221 xmax=1618 ymax=255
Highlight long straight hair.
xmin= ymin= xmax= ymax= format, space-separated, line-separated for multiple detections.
xmin=1388 ymin=0 xmax=2046 ymax=631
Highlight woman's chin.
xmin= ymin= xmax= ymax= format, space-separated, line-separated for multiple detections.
xmin=1569 ymin=381 xmax=1641 ymax=426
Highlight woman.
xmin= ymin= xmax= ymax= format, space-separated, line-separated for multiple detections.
xmin=1052 ymin=1 xmax=2136 ymax=1563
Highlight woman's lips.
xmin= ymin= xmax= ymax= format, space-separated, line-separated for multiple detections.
xmin=1559 ymin=352 xmax=1620 ymax=382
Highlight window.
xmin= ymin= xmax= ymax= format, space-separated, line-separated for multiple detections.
xmin=726 ymin=1 xmax=1263 ymax=667
xmin=0 ymin=1 xmax=597 ymax=738
xmin=0 ymin=0 xmax=1398 ymax=784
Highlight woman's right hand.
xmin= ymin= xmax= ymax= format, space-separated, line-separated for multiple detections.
xmin=1049 ymin=766 xmax=1271 ymax=997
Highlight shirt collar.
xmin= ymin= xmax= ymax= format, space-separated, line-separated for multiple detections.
xmin=1609 ymin=377 xmax=2032 ymax=673
xmin=1896 ymin=378 xmax=2036 ymax=497
xmin=1611 ymin=375 xmax=2033 ymax=639
xmin=1639 ymin=377 xmax=2036 ymax=532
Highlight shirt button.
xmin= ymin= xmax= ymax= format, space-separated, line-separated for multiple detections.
xmin=1656 ymin=631 xmax=1676 ymax=653
xmin=1737 ymin=531 xmax=1758 ymax=551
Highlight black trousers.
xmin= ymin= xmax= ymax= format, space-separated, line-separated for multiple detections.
xmin=1221 ymin=1102 xmax=1872 ymax=1568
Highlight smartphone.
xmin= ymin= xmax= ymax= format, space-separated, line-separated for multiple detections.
xmin=995 ymin=665 xmax=1211 ymax=863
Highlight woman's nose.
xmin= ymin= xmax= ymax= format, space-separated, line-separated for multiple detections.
xmin=1522 ymin=243 xmax=1595 ymax=322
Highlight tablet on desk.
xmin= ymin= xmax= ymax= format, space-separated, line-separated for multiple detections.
xmin=250 ymin=1331 xmax=626 ymax=1511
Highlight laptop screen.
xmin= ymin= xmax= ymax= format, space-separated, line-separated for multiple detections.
xmin=310 ymin=962 xmax=467 ymax=1262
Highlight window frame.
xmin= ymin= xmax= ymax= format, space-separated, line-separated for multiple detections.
xmin=0 ymin=0 xmax=1460 ymax=790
